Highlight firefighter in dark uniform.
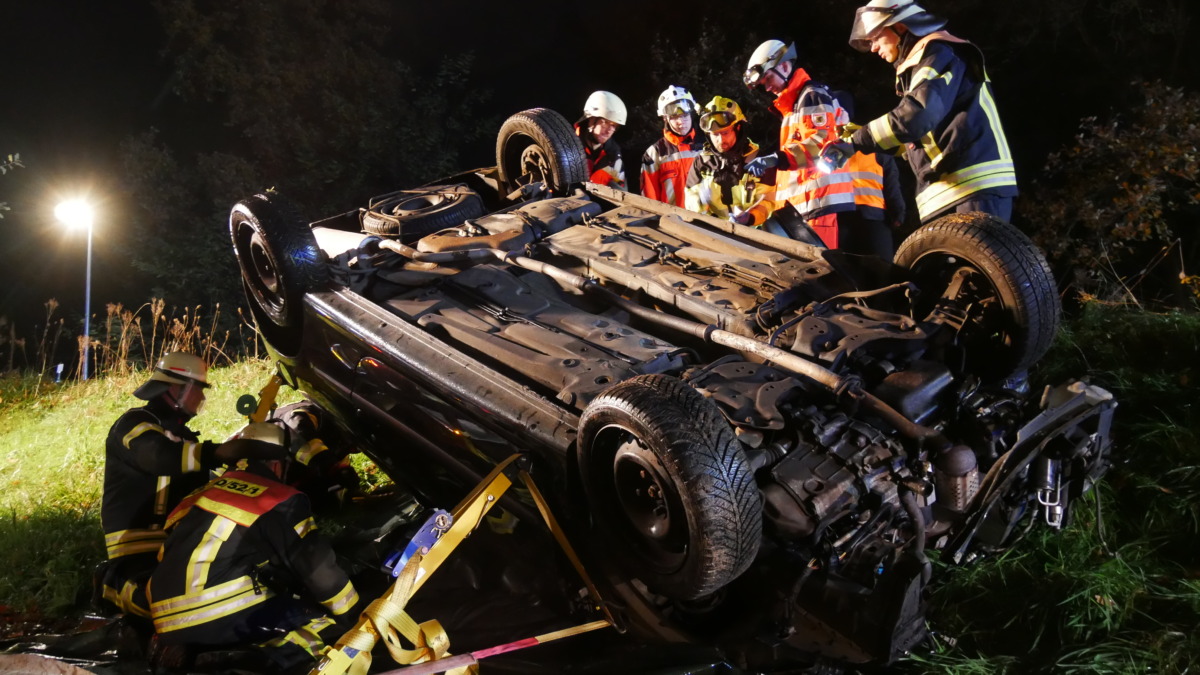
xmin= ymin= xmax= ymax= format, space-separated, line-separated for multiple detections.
xmin=641 ymin=85 xmax=703 ymax=207
xmin=148 ymin=422 xmax=361 ymax=673
xmin=845 ymin=0 xmax=1017 ymax=223
xmin=99 ymin=352 xmax=283 ymax=619
xmin=575 ymin=90 xmax=627 ymax=189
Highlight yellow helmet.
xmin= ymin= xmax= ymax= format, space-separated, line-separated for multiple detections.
xmin=699 ymin=96 xmax=747 ymax=133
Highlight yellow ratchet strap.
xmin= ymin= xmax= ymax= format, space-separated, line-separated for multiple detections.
xmin=310 ymin=454 xmax=614 ymax=675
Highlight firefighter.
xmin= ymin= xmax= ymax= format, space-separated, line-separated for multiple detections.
xmin=684 ymin=96 xmax=771 ymax=226
xmin=149 ymin=423 xmax=362 ymax=673
xmin=743 ymin=39 xmax=888 ymax=252
xmin=845 ymin=0 xmax=1017 ymax=223
xmin=641 ymin=85 xmax=704 ymax=207
xmin=99 ymin=352 xmax=285 ymax=620
xmin=575 ymin=90 xmax=627 ymax=189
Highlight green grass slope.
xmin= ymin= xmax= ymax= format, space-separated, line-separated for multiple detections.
xmin=0 ymin=307 xmax=1197 ymax=673
xmin=902 ymin=305 xmax=1200 ymax=673
xmin=0 ymin=358 xmax=296 ymax=616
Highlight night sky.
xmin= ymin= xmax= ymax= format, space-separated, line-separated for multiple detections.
xmin=0 ymin=0 xmax=694 ymax=330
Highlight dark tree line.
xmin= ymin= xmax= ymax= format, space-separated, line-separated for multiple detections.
xmin=114 ymin=0 xmax=1199 ymax=312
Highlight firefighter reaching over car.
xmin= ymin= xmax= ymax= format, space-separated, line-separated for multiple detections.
xmin=743 ymin=39 xmax=890 ymax=254
xmin=844 ymin=0 xmax=1018 ymax=223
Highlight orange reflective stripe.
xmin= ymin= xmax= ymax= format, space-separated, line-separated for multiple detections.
xmin=847 ymin=153 xmax=886 ymax=209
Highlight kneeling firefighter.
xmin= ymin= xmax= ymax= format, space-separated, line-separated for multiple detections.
xmin=149 ymin=422 xmax=362 ymax=673
xmin=100 ymin=352 xmax=285 ymax=619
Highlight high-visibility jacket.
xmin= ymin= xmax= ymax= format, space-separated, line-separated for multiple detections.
xmin=575 ymin=123 xmax=626 ymax=189
xmin=102 ymin=398 xmax=218 ymax=562
xmin=849 ymin=31 xmax=1017 ymax=222
xmin=684 ymin=137 xmax=771 ymax=225
xmin=149 ymin=468 xmax=360 ymax=655
xmin=641 ymin=128 xmax=703 ymax=207
xmin=761 ymin=69 xmax=886 ymax=248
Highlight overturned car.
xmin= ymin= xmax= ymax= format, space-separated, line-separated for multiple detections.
xmin=231 ymin=108 xmax=1115 ymax=667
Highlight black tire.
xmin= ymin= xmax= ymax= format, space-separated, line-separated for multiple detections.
xmin=361 ymin=184 xmax=486 ymax=241
xmin=230 ymin=193 xmax=327 ymax=356
xmin=577 ymin=374 xmax=762 ymax=600
xmin=496 ymin=108 xmax=589 ymax=195
xmin=895 ymin=212 xmax=1060 ymax=380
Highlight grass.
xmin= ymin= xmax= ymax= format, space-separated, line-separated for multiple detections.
xmin=897 ymin=303 xmax=1200 ymax=674
xmin=0 ymin=358 xmax=302 ymax=617
xmin=1 ymin=303 xmax=1198 ymax=673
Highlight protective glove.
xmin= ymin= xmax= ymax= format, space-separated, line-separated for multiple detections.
xmin=730 ymin=210 xmax=754 ymax=226
xmin=838 ymin=122 xmax=862 ymax=143
xmin=744 ymin=153 xmax=778 ymax=178
xmin=815 ymin=142 xmax=854 ymax=174
xmin=212 ymin=437 xmax=288 ymax=465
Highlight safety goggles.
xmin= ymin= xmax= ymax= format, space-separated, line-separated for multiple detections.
xmin=743 ymin=65 xmax=767 ymax=88
xmin=663 ymin=101 xmax=692 ymax=118
xmin=700 ymin=111 xmax=736 ymax=133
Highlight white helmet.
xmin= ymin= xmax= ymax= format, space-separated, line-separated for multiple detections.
xmin=233 ymin=421 xmax=287 ymax=447
xmin=229 ymin=421 xmax=289 ymax=477
xmin=849 ymin=0 xmax=947 ymax=52
xmin=656 ymin=85 xmax=697 ymax=118
xmin=134 ymin=351 xmax=209 ymax=400
xmin=583 ymin=90 xmax=627 ymax=126
xmin=744 ymin=39 xmax=797 ymax=88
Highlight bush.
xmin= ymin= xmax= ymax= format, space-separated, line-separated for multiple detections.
xmin=1024 ymin=81 xmax=1200 ymax=309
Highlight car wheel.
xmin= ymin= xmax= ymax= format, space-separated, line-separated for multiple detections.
xmin=495 ymin=108 xmax=589 ymax=195
xmin=230 ymin=193 xmax=328 ymax=356
xmin=895 ymin=211 xmax=1060 ymax=380
xmin=577 ymin=374 xmax=763 ymax=600
xmin=361 ymin=184 xmax=487 ymax=241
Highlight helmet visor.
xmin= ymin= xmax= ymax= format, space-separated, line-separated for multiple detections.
xmin=850 ymin=6 xmax=892 ymax=51
xmin=700 ymin=111 xmax=737 ymax=133
xmin=663 ymin=101 xmax=692 ymax=118
xmin=743 ymin=64 xmax=766 ymax=88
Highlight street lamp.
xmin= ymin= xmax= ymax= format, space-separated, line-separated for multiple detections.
xmin=54 ymin=199 xmax=94 ymax=380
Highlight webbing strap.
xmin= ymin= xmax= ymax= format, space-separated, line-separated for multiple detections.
xmin=311 ymin=456 xmax=523 ymax=675
xmin=311 ymin=454 xmax=614 ymax=675
xmin=518 ymin=470 xmax=615 ymax=628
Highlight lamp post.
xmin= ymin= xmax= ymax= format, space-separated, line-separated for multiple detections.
xmin=54 ymin=199 xmax=94 ymax=380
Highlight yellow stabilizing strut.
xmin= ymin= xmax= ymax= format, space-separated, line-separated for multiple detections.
xmin=310 ymin=454 xmax=614 ymax=675
xmin=248 ymin=372 xmax=285 ymax=423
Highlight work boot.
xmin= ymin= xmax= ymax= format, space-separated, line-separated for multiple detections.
xmin=147 ymin=634 xmax=193 ymax=673
xmin=192 ymin=646 xmax=275 ymax=674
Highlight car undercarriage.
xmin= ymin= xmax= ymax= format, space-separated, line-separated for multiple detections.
xmin=230 ymin=108 xmax=1116 ymax=670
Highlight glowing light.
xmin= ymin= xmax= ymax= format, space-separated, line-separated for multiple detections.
xmin=54 ymin=199 xmax=94 ymax=230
